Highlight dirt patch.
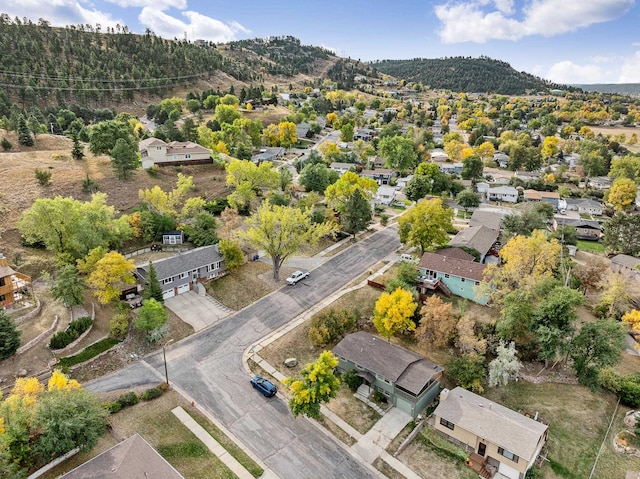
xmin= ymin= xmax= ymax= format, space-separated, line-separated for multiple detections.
xmin=325 ymin=387 xmax=381 ymax=434
xmin=589 ymin=126 xmax=640 ymax=154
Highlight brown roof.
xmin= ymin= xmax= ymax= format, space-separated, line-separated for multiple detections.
xmin=0 ymin=265 xmax=16 ymax=278
xmin=333 ymin=332 xmax=443 ymax=394
xmin=434 ymin=247 xmax=475 ymax=262
xmin=61 ymin=433 xmax=185 ymax=479
xmin=419 ymin=252 xmax=486 ymax=282
xmin=166 ymin=141 xmax=211 ymax=154
xmin=434 ymin=387 xmax=548 ymax=461
xmin=524 ymin=189 xmax=559 ymax=200
xmin=448 ymin=225 xmax=499 ymax=257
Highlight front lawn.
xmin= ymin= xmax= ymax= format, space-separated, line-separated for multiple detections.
xmin=576 ymin=240 xmax=605 ymax=253
xmin=206 ymin=261 xmax=279 ymax=310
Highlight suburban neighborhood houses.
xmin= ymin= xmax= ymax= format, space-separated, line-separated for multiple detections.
xmin=3 ymin=25 xmax=640 ymax=479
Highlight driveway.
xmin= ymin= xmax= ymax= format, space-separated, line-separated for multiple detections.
xmin=87 ymin=225 xmax=401 ymax=479
xmin=164 ymin=290 xmax=233 ymax=332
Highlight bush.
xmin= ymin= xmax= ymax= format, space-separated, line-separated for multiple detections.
xmin=1 ymin=137 xmax=12 ymax=151
xmin=57 ymin=337 xmax=120 ymax=369
xmin=308 ymin=308 xmax=358 ymax=347
xmin=141 ymin=387 xmax=163 ymax=401
xmin=110 ymin=310 xmax=129 ymax=340
xmin=49 ymin=316 xmax=93 ymax=349
xmin=35 ymin=167 xmax=52 ymax=186
xmin=105 ymin=401 xmax=122 ymax=414
xmin=116 ymin=391 xmax=139 ymax=408
xmin=342 ymin=369 xmax=363 ymax=392
xmin=599 ymin=368 xmax=640 ymax=408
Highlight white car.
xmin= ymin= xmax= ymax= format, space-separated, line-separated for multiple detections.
xmin=400 ymin=254 xmax=415 ymax=262
xmin=286 ymin=269 xmax=309 ymax=285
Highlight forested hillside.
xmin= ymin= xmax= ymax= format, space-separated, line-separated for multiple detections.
xmin=371 ymin=56 xmax=574 ymax=94
xmin=572 ymin=83 xmax=640 ymax=95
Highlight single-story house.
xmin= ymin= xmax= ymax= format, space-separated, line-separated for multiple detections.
xmin=469 ymin=210 xmax=502 ymax=232
xmin=330 ymin=162 xmax=356 ymax=176
xmin=514 ymin=171 xmax=541 ymax=182
xmin=396 ymin=175 xmax=414 ymax=190
xmin=0 ymin=253 xmax=32 ymax=309
xmin=433 ymin=387 xmax=548 ymax=479
xmin=296 ymin=122 xmax=310 ymax=138
xmin=354 ymin=128 xmax=375 ymax=141
xmin=611 ymin=254 xmax=640 ymax=281
xmin=588 ymin=176 xmax=613 ymax=190
xmin=368 ymin=155 xmax=386 ymax=169
xmin=439 ymin=162 xmax=464 ymax=175
xmin=333 ymin=331 xmax=443 ymax=418
xmin=417 ymin=251 xmax=488 ymax=304
xmin=487 ymin=186 xmax=519 ymax=203
xmin=360 ymin=168 xmax=396 ymax=185
xmin=251 ymin=147 xmax=285 ymax=164
xmin=139 ymin=138 xmax=212 ymax=169
xmin=162 ymin=230 xmax=185 ymax=245
xmin=565 ymin=198 xmax=604 ymax=216
xmin=61 ymin=433 xmax=184 ymax=479
xmin=553 ymin=216 xmax=603 ymax=241
xmin=376 ymin=185 xmax=396 ymax=205
xmin=494 ymin=152 xmax=509 ymax=168
xmin=135 ymin=245 xmax=225 ymax=300
xmin=429 ymin=149 xmax=449 ymax=162
xmin=448 ymin=225 xmax=499 ymax=263
xmin=523 ymin=190 xmax=560 ymax=209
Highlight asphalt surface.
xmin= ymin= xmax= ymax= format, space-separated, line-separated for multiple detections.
xmin=87 ymin=225 xmax=401 ymax=479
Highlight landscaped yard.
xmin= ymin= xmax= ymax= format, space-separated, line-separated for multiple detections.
xmin=40 ymin=390 xmax=248 ymax=479
xmin=577 ymin=240 xmax=606 ymax=253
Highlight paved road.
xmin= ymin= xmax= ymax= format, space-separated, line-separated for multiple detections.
xmin=88 ymin=225 xmax=401 ymax=479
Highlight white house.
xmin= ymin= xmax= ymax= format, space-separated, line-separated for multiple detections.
xmin=376 ymin=185 xmax=396 ymax=205
xmin=487 ymin=186 xmax=518 ymax=203
xmin=139 ymin=138 xmax=211 ymax=169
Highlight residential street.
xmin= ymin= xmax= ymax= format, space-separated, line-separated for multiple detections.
xmin=87 ymin=225 xmax=401 ymax=479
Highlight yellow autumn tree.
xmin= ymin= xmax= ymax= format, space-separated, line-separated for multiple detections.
xmin=455 ymin=314 xmax=487 ymax=355
xmin=484 ymin=230 xmax=561 ymax=303
xmin=541 ymin=136 xmax=560 ymax=159
xmin=278 ymin=121 xmax=298 ymax=149
xmin=373 ymin=287 xmax=417 ymax=340
xmin=47 ymin=370 xmax=81 ymax=391
xmin=138 ymin=173 xmax=194 ymax=218
xmin=263 ymin=123 xmax=280 ymax=147
xmin=326 ymin=112 xmax=338 ymax=127
xmin=623 ymin=310 xmax=640 ymax=331
xmin=608 ymin=177 xmax=637 ymax=211
xmin=318 ymin=141 xmax=341 ymax=160
xmin=324 ymin=170 xmax=378 ymax=213
xmin=76 ymin=246 xmax=108 ymax=275
xmin=87 ymin=251 xmax=136 ymax=304
xmin=415 ymin=295 xmax=456 ymax=348
xmin=214 ymin=140 xmax=229 ymax=155
xmin=475 ymin=141 xmax=495 ymax=162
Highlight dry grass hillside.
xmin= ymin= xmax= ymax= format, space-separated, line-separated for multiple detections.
xmin=0 ymin=130 xmax=231 ymax=276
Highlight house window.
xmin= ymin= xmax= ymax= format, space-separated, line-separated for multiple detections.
xmin=461 ymin=278 xmax=466 ymax=283
xmin=156 ymin=146 xmax=162 ymax=150
xmin=185 ymin=154 xmax=191 ymax=159
xmin=475 ymin=281 xmax=480 ymax=286
xmin=0 ymin=277 xmax=4 ymax=287
xmin=0 ymin=294 xmax=5 ymax=302
xmin=444 ymin=274 xmax=450 ymax=279
xmin=162 ymin=277 xmax=173 ymax=285
xmin=179 ymin=272 xmax=189 ymax=279
xmin=439 ymin=418 xmax=455 ymax=430
xmin=498 ymin=447 xmax=519 ymax=463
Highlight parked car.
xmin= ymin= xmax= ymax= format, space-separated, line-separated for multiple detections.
xmin=250 ymin=376 xmax=277 ymax=397
xmin=400 ymin=253 xmax=415 ymax=262
xmin=286 ymin=269 xmax=309 ymax=285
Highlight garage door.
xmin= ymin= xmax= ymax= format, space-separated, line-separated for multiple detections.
xmin=162 ymin=289 xmax=176 ymax=300
xmin=177 ymin=283 xmax=190 ymax=294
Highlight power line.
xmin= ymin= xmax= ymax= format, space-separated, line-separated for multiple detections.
xmin=0 ymin=69 xmax=209 ymax=83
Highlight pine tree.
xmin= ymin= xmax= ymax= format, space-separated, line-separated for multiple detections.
xmin=0 ymin=310 xmax=21 ymax=360
xmin=17 ymin=116 xmax=34 ymax=146
xmin=71 ymin=136 xmax=85 ymax=161
xmin=143 ymin=262 xmax=164 ymax=303
xmin=110 ymin=138 xmax=138 ymax=180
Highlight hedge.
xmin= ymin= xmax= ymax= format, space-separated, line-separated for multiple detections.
xmin=57 ymin=337 xmax=120 ymax=369
xmin=49 ymin=316 xmax=92 ymax=349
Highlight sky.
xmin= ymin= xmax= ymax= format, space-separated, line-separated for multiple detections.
xmin=1 ymin=0 xmax=640 ymax=85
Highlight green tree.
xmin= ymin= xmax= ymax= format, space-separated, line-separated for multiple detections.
xmin=110 ymin=138 xmax=139 ymax=180
xmin=285 ymin=351 xmax=340 ymax=418
xmin=239 ymin=202 xmax=335 ymax=281
xmin=325 ymin=171 xmax=378 ymax=213
xmin=71 ymin=136 xmax=84 ymax=161
xmin=1 ymin=137 xmax=12 ymax=151
xmin=456 ymin=189 xmax=480 ymax=212
xmin=34 ymin=168 xmax=52 ymax=186
xmin=404 ymin=175 xmax=433 ymax=201
xmin=88 ymin=120 xmax=135 ymax=156
xmin=225 ymin=159 xmax=279 ymax=212
xmin=340 ymin=122 xmax=354 ymax=143
xmin=214 ymin=104 xmax=241 ymax=125
xmin=218 ymin=239 xmax=244 ymax=272
xmin=461 ymin=154 xmax=483 ymax=180
xmin=0 ymin=311 xmax=20 ymax=360
xmin=378 ymin=135 xmax=417 ymax=174
xmin=570 ymin=319 xmax=626 ymax=390
xmin=373 ymin=287 xmax=417 ymax=340
xmin=603 ymin=212 xmax=640 ymax=256
xmin=50 ymin=264 xmax=85 ymax=307
xmin=398 ymin=198 xmax=453 ymax=254
xmin=445 ymin=353 xmax=487 ymax=393
xmin=298 ymin=163 xmax=339 ymax=194
xmin=134 ymin=298 xmax=168 ymax=333
xmin=183 ymin=211 xmax=218 ymax=246
xmin=17 ymin=116 xmax=34 ymax=147
xmin=341 ymin=189 xmax=372 ymax=239
xmin=496 ymin=290 xmax=535 ymax=346
xmin=142 ymin=262 xmax=164 ymax=303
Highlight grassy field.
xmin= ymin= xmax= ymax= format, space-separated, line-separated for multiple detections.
xmin=483 ymin=382 xmax=640 ymax=479
xmin=206 ymin=261 xmax=278 ymax=310
xmin=577 ymin=240 xmax=606 ymax=253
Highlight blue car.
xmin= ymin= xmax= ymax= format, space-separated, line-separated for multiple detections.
xmin=250 ymin=375 xmax=277 ymax=397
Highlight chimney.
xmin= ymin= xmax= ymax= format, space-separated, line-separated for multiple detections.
xmin=439 ymin=388 xmax=450 ymax=403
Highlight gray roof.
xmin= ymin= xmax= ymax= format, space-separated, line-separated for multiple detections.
xmin=611 ymin=254 xmax=640 ymax=269
xmin=61 ymin=433 xmax=185 ymax=479
xmin=449 ymin=225 xmax=499 ymax=256
xmin=333 ymin=332 xmax=442 ymax=394
xmin=469 ymin=210 xmax=502 ymax=231
xmin=554 ymin=217 xmax=603 ymax=230
xmin=137 ymin=245 xmax=223 ymax=281
xmin=434 ymin=387 xmax=548 ymax=461
xmin=489 ymin=186 xmax=518 ymax=195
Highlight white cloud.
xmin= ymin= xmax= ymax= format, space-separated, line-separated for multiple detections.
xmin=546 ymin=60 xmax=609 ymax=84
xmin=105 ymin=0 xmax=187 ymax=8
xmin=138 ymin=7 xmax=250 ymax=42
xmin=435 ymin=0 xmax=634 ymax=43
xmin=0 ymin=0 xmax=122 ymax=30
xmin=619 ymin=51 xmax=640 ymax=83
